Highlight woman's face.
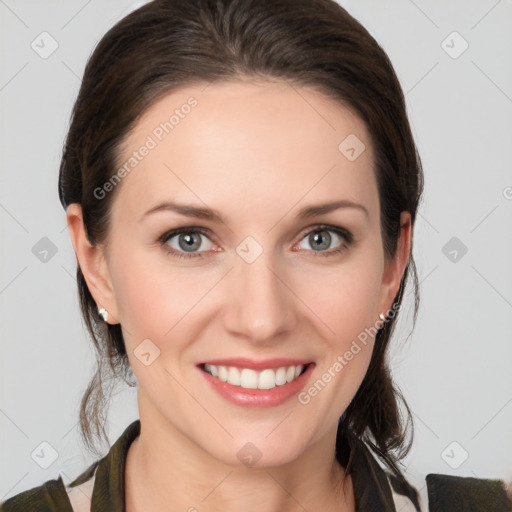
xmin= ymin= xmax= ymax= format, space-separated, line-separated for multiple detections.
xmin=71 ymin=80 xmax=410 ymax=467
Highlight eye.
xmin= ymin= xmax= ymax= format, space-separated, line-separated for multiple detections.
xmin=157 ymin=224 xmax=354 ymax=260
xmin=295 ymin=225 xmax=353 ymax=257
xmin=158 ymin=227 xmax=215 ymax=259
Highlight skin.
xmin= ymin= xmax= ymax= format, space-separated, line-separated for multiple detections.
xmin=67 ymin=80 xmax=411 ymax=512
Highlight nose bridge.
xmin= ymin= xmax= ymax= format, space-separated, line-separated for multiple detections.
xmin=224 ymin=237 xmax=294 ymax=341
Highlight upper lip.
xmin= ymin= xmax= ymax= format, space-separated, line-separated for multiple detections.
xmin=198 ymin=358 xmax=313 ymax=371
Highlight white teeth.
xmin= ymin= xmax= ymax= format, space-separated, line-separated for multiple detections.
xmin=217 ymin=365 xmax=228 ymax=382
xmin=228 ymin=366 xmax=241 ymax=386
xmin=203 ymin=364 xmax=306 ymax=389
xmin=204 ymin=363 xmax=218 ymax=377
xmin=240 ymin=369 xmax=258 ymax=389
xmin=275 ymin=367 xmax=287 ymax=386
xmin=258 ymin=369 xmax=275 ymax=390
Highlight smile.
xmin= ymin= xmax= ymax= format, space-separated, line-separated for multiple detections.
xmin=201 ymin=363 xmax=309 ymax=390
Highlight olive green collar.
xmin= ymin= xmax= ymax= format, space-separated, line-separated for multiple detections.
xmin=64 ymin=419 xmax=412 ymax=512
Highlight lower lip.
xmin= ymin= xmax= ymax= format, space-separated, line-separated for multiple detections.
xmin=198 ymin=364 xmax=315 ymax=408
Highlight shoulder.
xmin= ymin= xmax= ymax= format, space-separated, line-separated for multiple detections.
xmin=0 ymin=475 xmax=72 ymax=512
xmin=384 ymin=471 xmax=512 ymax=512
xmin=0 ymin=460 xmax=100 ymax=512
xmin=425 ymin=473 xmax=511 ymax=512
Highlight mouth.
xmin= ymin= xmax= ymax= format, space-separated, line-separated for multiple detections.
xmin=196 ymin=358 xmax=315 ymax=408
xmin=199 ymin=362 xmax=311 ymax=390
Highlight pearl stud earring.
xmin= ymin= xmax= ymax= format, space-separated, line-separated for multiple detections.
xmin=98 ymin=308 xmax=109 ymax=322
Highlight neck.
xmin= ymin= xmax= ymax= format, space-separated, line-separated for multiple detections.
xmin=125 ymin=394 xmax=355 ymax=512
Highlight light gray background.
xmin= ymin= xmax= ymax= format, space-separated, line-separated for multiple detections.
xmin=1 ymin=0 xmax=511 ymax=507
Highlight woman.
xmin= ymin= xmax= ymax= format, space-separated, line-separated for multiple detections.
xmin=1 ymin=0 xmax=510 ymax=511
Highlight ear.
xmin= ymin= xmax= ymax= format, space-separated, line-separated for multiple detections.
xmin=377 ymin=211 xmax=412 ymax=317
xmin=66 ymin=203 xmax=120 ymax=324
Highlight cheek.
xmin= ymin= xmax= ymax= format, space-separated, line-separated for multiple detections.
xmin=109 ymin=246 xmax=216 ymax=348
xmin=292 ymin=254 xmax=383 ymax=408
xmin=295 ymin=253 xmax=384 ymax=346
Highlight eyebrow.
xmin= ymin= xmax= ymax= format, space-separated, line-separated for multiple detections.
xmin=140 ymin=199 xmax=368 ymax=223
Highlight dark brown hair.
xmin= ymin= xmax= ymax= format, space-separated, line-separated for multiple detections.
xmin=58 ymin=0 xmax=423 ymax=505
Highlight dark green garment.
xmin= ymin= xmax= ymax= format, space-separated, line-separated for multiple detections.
xmin=1 ymin=419 xmax=510 ymax=511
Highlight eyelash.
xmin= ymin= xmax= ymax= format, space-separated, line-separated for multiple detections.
xmin=157 ymin=224 xmax=354 ymax=261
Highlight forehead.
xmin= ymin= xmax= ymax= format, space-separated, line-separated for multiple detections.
xmin=112 ymin=80 xmax=377 ymax=224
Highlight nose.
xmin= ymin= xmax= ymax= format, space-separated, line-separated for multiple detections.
xmin=222 ymin=247 xmax=296 ymax=345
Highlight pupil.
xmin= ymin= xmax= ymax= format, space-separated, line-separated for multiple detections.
xmin=311 ymin=231 xmax=330 ymax=251
xmin=179 ymin=233 xmax=201 ymax=251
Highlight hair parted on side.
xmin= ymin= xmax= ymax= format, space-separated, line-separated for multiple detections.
xmin=58 ymin=0 xmax=423 ymax=503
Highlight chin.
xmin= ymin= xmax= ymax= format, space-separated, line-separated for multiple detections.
xmin=204 ymin=430 xmax=312 ymax=470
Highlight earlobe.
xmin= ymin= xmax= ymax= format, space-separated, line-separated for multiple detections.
xmin=378 ymin=211 xmax=412 ymax=316
xmin=66 ymin=203 xmax=120 ymax=324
